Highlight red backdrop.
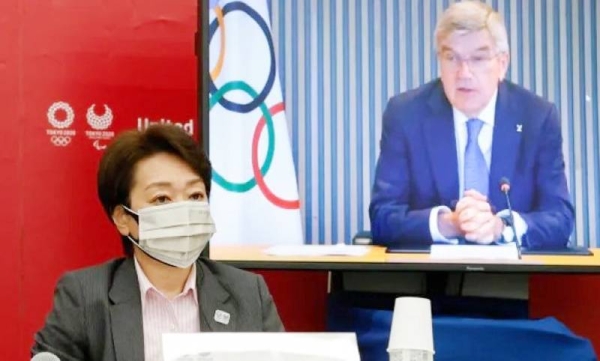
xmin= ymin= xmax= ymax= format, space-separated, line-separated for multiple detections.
xmin=0 ymin=1 xmax=598 ymax=360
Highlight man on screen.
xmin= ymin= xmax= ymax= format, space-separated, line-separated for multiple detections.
xmin=369 ymin=0 xmax=574 ymax=249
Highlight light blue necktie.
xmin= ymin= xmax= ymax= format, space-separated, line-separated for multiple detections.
xmin=464 ymin=118 xmax=488 ymax=196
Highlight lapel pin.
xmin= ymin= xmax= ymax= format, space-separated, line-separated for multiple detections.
xmin=516 ymin=124 xmax=523 ymax=133
xmin=214 ymin=310 xmax=231 ymax=325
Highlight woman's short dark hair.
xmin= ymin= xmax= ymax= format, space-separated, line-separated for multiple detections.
xmin=97 ymin=124 xmax=211 ymax=255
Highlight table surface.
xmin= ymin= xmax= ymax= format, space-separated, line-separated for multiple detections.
xmin=209 ymin=244 xmax=600 ymax=273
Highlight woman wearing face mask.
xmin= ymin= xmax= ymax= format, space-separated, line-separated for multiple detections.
xmin=32 ymin=124 xmax=284 ymax=361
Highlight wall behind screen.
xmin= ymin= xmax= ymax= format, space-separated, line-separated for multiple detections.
xmin=269 ymin=0 xmax=600 ymax=247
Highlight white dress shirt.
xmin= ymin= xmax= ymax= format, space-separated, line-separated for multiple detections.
xmin=134 ymin=257 xmax=201 ymax=361
xmin=428 ymin=91 xmax=528 ymax=244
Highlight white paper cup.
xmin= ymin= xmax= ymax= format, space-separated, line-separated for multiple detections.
xmin=388 ymin=349 xmax=434 ymax=361
xmin=387 ymin=297 xmax=434 ymax=354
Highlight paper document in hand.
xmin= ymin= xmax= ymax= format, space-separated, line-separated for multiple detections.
xmin=264 ymin=244 xmax=369 ymax=257
xmin=430 ymin=243 xmax=519 ymax=260
xmin=163 ymin=333 xmax=360 ymax=361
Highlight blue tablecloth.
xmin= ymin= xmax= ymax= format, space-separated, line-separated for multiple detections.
xmin=327 ymin=297 xmax=596 ymax=361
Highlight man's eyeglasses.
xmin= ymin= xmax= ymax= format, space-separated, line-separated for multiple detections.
xmin=439 ymin=51 xmax=500 ymax=70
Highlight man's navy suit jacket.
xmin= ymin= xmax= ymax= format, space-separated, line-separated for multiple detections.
xmin=369 ymin=79 xmax=574 ymax=249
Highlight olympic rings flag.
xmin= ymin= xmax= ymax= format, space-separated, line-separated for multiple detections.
xmin=208 ymin=0 xmax=303 ymax=245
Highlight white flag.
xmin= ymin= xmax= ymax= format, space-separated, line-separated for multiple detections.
xmin=208 ymin=0 xmax=303 ymax=245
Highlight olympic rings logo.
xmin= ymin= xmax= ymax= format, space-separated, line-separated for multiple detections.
xmin=209 ymin=2 xmax=276 ymax=113
xmin=50 ymin=136 xmax=71 ymax=147
xmin=209 ymin=2 xmax=299 ymax=210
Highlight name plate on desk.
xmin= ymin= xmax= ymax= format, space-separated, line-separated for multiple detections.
xmin=162 ymin=333 xmax=361 ymax=361
xmin=431 ymin=244 xmax=519 ymax=261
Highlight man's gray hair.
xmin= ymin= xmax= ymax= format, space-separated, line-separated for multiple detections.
xmin=434 ymin=0 xmax=509 ymax=54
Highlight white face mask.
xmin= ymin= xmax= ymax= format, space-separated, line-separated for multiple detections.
xmin=123 ymin=201 xmax=216 ymax=268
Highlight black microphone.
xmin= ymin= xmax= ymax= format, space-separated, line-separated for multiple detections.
xmin=499 ymin=177 xmax=521 ymax=259
xmin=31 ymin=352 xmax=60 ymax=361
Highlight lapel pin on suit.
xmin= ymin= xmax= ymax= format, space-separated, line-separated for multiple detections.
xmin=214 ymin=310 xmax=231 ymax=325
xmin=516 ymin=124 xmax=523 ymax=132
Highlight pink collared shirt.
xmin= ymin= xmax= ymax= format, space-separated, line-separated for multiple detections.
xmin=134 ymin=258 xmax=201 ymax=361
